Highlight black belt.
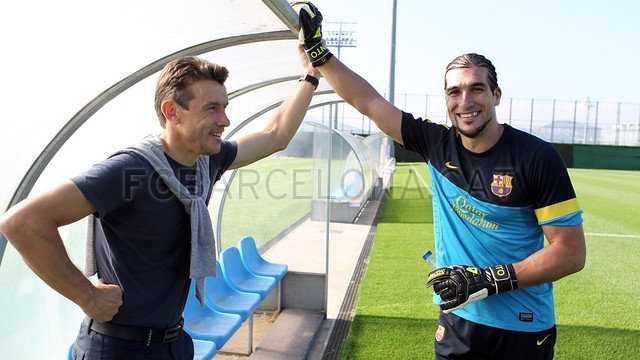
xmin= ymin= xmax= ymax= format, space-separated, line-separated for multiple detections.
xmin=85 ymin=317 xmax=183 ymax=346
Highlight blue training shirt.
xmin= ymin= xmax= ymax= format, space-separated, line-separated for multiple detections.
xmin=400 ymin=112 xmax=582 ymax=332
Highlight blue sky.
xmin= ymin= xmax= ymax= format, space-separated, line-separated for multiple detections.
xmin=314 ymin=0 xmax=640 ymax=104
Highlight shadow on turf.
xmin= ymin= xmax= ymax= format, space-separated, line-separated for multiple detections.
xmin=341 ymin=315 xmax=438 ymax=359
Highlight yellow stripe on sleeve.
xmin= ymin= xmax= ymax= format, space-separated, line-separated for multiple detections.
xmin=534 ymin=198 xmax=581 ymax=223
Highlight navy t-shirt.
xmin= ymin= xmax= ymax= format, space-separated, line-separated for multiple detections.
xmin=72 ymin=140 xmax=237 ymax=328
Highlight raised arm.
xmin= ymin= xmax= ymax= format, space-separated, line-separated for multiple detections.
xmin=317 ymin=56 xmax=404 ymax=144
xmin=0 ymin=180 xmax=123 ymax=321
xmin=294 ymin=1 xmax=404 ymax=144
xmin=230 ymin=45 xmax=319 ymax=169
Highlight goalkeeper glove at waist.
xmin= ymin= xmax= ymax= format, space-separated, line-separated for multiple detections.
xmin=426 ymin=264 xmax=518 ymax=313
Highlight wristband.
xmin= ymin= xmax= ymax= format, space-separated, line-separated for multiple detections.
xmin=490 ymin=263 xmax=518 ymax=293
xmin=304 ymin=41 xmax=333 ymax=67
xmin=299 ymin=74 xmax=319 ymax=90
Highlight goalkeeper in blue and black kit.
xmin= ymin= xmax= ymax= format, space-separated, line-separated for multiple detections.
xmin=293 ymin=2 xmax=586 ymax=359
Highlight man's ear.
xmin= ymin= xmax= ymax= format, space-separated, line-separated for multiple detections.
xmin=161 ymin=100 xmax=179 ymax=124
xmin=493 ymin=87 xmax=502 ymax=106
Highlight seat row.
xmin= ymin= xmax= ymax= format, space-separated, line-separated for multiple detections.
xmin=184 ymin=236 xmax=288 ymax=358
xmin=68 ymin=236 xmax=287 ymax=360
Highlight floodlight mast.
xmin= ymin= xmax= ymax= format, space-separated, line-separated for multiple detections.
xmin=325 ymin=22 xmax=358 ymax=130
xmin=388 ymin=0 xmax=397 ymax=106
xmin=325 ymin=22 xmax=357 ymax=59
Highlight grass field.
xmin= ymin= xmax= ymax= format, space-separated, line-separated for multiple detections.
xmin=218 ymin=156 xmax=314 ymax=250
xmin=217 ymin=154 xmax=372 ymax=251
xmin=341 ymin=163 xmax=640 ymax=359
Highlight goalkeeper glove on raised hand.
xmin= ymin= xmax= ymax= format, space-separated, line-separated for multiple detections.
xmin=426 ymin=264 xmax=518 ymax=313
xmin=291 ymin=1 xmax=333 ymax=67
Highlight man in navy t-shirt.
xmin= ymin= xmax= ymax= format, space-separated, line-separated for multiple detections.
xmin=0 ymin=49 xmax=321 ymax=358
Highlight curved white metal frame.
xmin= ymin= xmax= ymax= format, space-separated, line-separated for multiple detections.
xmin=0 ymin=31 xmax=300 ymax=262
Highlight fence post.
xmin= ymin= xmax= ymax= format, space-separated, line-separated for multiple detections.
xmin=616 ymin=102 xmax=621 ymax=146
xmin=424 ymin=94 xmax=429 ymax=120
xmin=637 ymin=106 xmax=640 ymax=146
xmin=594 ymin=101 xmax=599 ymax=145
xmin=529 ymin=98 xmax=534 ymax=134
xmin=550 ymin=99 xmax=556 ymax=143
xmin=583 ymin=98 xmax=592 ymax=144
xmin=508 ymin=98 xmax=513 ymax=126
xmin=571 ymin=100 xmax=578 ymax=144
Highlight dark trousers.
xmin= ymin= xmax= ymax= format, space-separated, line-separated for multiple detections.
xmin=434 ymin=311 xmax=556 ymax=360
xmin=71 ymin=321 xmax=195 ymax=360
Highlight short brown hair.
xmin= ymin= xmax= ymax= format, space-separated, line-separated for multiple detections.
xmin=154 ymin=57 xmax=229 ymax=127
xmin=444 ymin=53 xmax=499 ymax=92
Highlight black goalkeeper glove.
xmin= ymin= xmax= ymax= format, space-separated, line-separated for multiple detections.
xmin=426 ymin=264 xmax=518 ymax=313
xmin=291 ymin=1 xmax=333 ymax=67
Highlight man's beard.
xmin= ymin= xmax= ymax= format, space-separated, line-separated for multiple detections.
xmin=455 ymin=116 xmax=493 ymax=139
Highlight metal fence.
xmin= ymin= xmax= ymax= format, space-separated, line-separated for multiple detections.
xmin=315 ymin=94 xmax=640 ymax=147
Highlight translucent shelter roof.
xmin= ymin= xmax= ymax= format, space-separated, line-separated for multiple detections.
xmin=0 ymin=0 xmax=341 ymax=240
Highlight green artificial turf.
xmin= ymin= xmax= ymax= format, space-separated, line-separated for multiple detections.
xmin=342 ymin=163 xmax=439 ymax=359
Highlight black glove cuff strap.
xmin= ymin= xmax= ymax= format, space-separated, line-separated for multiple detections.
xmin=305 ymin=42 xmax=333 ymax=67
xmin=492 ymin=263 xmax=518 ymax=293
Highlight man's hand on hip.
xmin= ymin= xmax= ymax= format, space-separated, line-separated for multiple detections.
xmin=83 ymin=278 xmax=123 ymax=322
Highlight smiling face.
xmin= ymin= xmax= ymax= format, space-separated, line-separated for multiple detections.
xmin=445 ymin=66 xmax=502 ymax=139
xmin=172 ymin=79 xmax=230 ymax=158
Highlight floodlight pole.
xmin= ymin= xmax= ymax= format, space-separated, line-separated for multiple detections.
xmin=325 ymin=21 xmax=357 ymax=58
xmin=388 ymin=0 xmax=398 ymax=105
xmin=325 ymin=22 xmax=357 ymax=130
xmin=337 ymin=22 xmax=343 ymax=58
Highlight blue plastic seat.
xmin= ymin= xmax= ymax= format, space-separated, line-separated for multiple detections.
xmin=205 ymin=261 xmax=261 ymax=321
xmin=238 ymin=236 xmax=288 ymax=281
xmin=192 ymin=339 xmax=217 ymax=360
xmin=219 ymin=246 xmax=277 ymax=300
xmin=204 ymin=261 xmax=264 ymax=355
xmin=183 ymin=280 xmax=242 ymax=349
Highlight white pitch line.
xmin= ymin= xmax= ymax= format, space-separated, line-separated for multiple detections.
xmin=409 ymin=164 xmax=432 ymax=195
xmin=585 ymin=233 xmax=640 ymax=238
xmin=401 ymin=167 xmax=638 ymax=239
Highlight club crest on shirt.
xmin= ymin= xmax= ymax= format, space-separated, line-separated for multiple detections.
xmin=435 ymin=324 xmax=445 ymax=342
xmin=491 ymin=174 xmax=513 ymax=197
